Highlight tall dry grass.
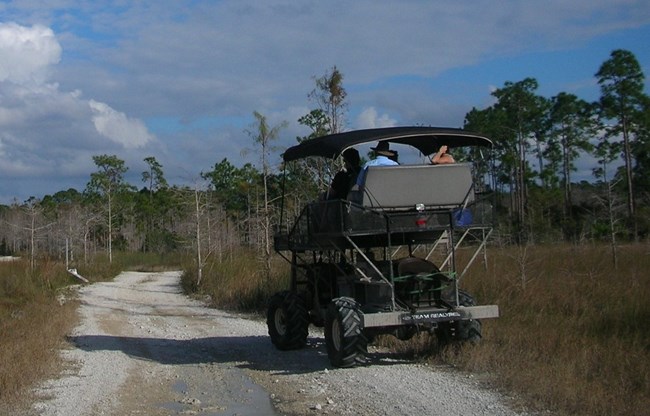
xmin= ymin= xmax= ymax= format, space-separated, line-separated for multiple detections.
xmin=0 ymin=258 xmax=79 ymax=407
xmin=0 ymin=251 xmax=183 ymax=408
xmin=181 ymin=249 xmax=290 ymax=312
xmin=0 ymin=295 xmax=78 ymax=408
xmin=450 ymin=243 xmax=650 ymax=416
xmin=192 ymin=244 xmax=650 ymax=415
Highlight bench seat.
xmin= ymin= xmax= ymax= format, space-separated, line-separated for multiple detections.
xmin=358 ymin=163 xmax=474 ymax=209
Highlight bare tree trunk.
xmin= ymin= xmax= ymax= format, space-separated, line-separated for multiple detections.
xmin=517 ymin=128 xmax=526 ymax=230
xmin=108 ymin=192 xmax=113 ymax=264
xmin=30 ymin=213 xmax=35 ymax=271
xmin=260 ymin=134 xmax=273 ymax=284
xmin=194 ymin=187 xmax=203 ymax=287
xmin=562 ymin=135 xmax=572 ymax=218
xmin=607 ymin=180 xmax=619 ymax=269
xmin=620 ymin=117 xmax=638 ymax=241
xmin=84 ymin=230 xmax=89 ymax=265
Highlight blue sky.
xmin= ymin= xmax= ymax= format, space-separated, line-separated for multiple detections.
xmin=0 ymin=1 xmax=649 ymax=203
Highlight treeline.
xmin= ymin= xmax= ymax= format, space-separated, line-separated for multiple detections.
xmin=0 ymin=51 xmax=648 ymax=269
xmin=0 ymin=108 xmax=324 ymax=282
xmin=0 ymin=145 xmax=305 ymax=267
xmin=463 ymin=49 xmax=650 ymax=242
xmin=0 ymin=67 xmax=346 ymax=279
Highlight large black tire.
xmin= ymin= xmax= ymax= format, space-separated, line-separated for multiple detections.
xmin=435 ymin=290 xmax=482 ymax=345
xmin=267 ymin=291 xmax=309 ymax=350
xmin=324 ymin=297 xmax=368 ymax=368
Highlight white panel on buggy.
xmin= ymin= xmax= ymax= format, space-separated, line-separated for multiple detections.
xmin=360 ymin=163 xmax=474 ymax=209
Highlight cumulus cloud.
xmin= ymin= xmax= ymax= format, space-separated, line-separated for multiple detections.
xmin=0 ymin=22 xmax=61 ymax=84
xmin=356 ymin=107 xmax=397 ymax=129
xmin=0 ymin=1 xmax=648 ymax=202
xmin=89 ymin=100 xmax=154 ymax=149
xmin=0 ymin=22 xmax=158 ymax=202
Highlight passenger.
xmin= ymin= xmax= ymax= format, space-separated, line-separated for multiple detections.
xmin=327 ymin=148 xmax=361 ymax=200
xmin=355 ymin=141 xmax=399 ymax=187
xmin=315 ymin=149 xmax=361 ymax=231
xmin=430 ymin=145 xmax=455 ymax=164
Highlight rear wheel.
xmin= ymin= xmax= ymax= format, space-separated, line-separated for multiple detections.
xmin=435 ymin=290 xmax=482 ymax=344
xmin=267 ymin=291 xmax=309 ymax=350
xmin=324 ymin=297 xmax=367 ymax=368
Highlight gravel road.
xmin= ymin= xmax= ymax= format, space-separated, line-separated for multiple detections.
xmin=29 ymin=271 xmax=527 ymax=416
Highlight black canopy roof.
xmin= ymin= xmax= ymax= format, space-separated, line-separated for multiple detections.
xmin=282 ymin=126 xmax=492 ymax=162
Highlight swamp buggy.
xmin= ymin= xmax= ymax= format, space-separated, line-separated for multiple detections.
xmin=267 ymin=126 xmax=499 ymax=367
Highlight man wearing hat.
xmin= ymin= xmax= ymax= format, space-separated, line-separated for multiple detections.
xmin=355 ymin=141 xmax=399 ymax=187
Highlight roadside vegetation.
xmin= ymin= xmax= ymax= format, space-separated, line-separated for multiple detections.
xmin=180 ymin=248 xmax=289 ymax=312
xmin=0 ymin=252 xmax=181 ymax=408
xmin=186 ymin=243 xmax=649 ymax=416
xmin=0 ymin=257 xmax=77 ymax=407
xmin=445 ymin=243 xmax=649 ymax=416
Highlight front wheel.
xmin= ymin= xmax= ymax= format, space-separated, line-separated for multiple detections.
xmin=267 ymin=291 xmax=309 ymax=350
xmin=324 ymin=297 xmax=367 ymax=368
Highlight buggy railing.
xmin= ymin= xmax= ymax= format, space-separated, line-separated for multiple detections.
xmin=354 ymin=163 xmax=493 ymax=297
xmin=432 ymin=226 xmax=493 ymax=279
xmin=274 ymin=162 xmax=494 ymax=292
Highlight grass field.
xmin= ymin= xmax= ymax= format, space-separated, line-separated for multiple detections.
xmin=2 ymin=244 xmax=648 ymax=416
xmin=190 ymin=243 xmax=650 ymax=416
xmin=449 ymin=244 xmax=650 ymax=416
xmin=0 ymin=258 xmax=79 ymax=407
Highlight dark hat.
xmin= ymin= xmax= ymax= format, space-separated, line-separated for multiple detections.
xmin=370 ymin=141 xmax=395 ymax=156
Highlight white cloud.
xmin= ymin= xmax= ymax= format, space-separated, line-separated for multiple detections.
xmin=0 ymin=22 xmax=61 ymax=84
xmin=0 ymin=2 xmax=648 ymax=202
xmin=0 ymin=22 xmax=159 ymax=202
xmin=356 ymin=107 xmax=396 ymax=129
xmin=89 ymin=100 xmax=154 ymax=149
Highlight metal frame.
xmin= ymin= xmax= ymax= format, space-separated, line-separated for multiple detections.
xmin=268 ymin=127 xmax=499 ymax=365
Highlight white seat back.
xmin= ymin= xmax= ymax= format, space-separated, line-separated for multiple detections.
xmin=361 ymin=163 xmax=474 ymax=209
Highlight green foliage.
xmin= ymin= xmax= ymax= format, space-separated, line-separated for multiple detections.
xmin=86 ymin=154 xmax=134 ymax=197
xmin=1 ymin=53 xmax=650 ymax=267
xmin=464 ymin=49 xmax=650 ymax=241
xmin=142 ymin=156 xmax=168 ymax=193
xmin=297 ymin=109 xmax=330 ymax=140
xmin=0 ymin=239 xmax=11 ymax=256
xmin=202 ymin=158 xmax=261 ymax=214
xmin=547 ymin=93 xmax=595 ymax=203
xmin=595 ymin=49 xmax=648 ymax=223
xmin=596 ymin=49 xmax=646 ymax=124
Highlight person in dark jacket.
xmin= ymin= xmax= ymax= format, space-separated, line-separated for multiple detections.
xmin=328 ymin=148 xmax=361 ymax=199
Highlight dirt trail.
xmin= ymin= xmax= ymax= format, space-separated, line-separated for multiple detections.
xmin=29 ymin=271 xmax=527 ymax=416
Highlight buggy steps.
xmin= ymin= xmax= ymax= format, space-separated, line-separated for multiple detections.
xmin=362 ymin=304 xmax=499 ymax=328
